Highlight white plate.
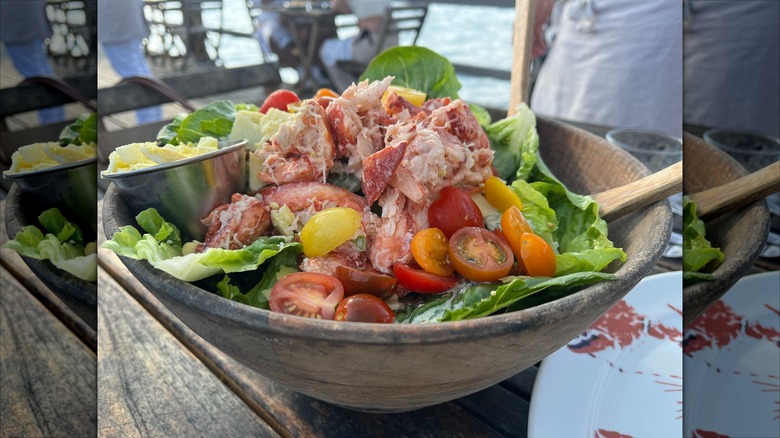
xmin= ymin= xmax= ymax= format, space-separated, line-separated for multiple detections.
xmin=529 ymin=271 xmax=682 ymax=438
xmin=683 ymin=271 xmax=780 ymax=438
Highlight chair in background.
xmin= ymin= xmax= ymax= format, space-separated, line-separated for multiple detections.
xmin=329 ymin=1 xmax=428 ymax=91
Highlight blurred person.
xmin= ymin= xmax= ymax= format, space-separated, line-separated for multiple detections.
xmin=529 ymin=0 xmax=682 ymax=138
xmin=250 ymin=0 xmax=300 ymax=69
xmin=319 ymin=0 xmax=395 ymax=90
xmin=98 ymin=0 xmax=162 ymax=124
xmin=683 ymin=0 xmax=779 ymax=138
xmin=0 ymin=0 xmax=66 ymax=124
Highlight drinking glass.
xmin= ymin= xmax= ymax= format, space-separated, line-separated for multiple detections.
xmin=606 ymin=129 xmax=683 ymax=258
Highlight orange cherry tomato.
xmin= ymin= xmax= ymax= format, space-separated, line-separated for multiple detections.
xmin=314 ymin=87 xmax=339 ymax=109
xmin=518 ymin=233 xmax=556 ymax=277
xmin=411 ymin=228 xmax=454 ymax=277
xmin=500 ymin=205 xmax=534 ymax=261
xmin=448 ymin=227 xmax=514 ymax=282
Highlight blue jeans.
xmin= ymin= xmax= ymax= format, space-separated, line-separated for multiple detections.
xmin=4 ymin=39 xmax=66 ymax=125
xmin=102 ymin=40 xmax=163 ymax=124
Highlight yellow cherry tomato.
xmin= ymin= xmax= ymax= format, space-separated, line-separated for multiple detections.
xmin=300 ymin=207 xmax=361 ymax=257
xmin=382 ymin=85 xmax=427 ymax=107
xmin=484 ymin=176 xmax=523 ymax=212
xmin=411 ymin=228 xmax=454 ymax=277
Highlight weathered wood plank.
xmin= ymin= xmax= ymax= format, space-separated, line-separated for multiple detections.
xmin=455 ymin=384 xmax=531 ymax=438
xmin=97 ymin=267 xmax=281 ymax=438
xmin=0 ymin=266 xmax=97 ymax=437
xmin=97 ymin=64 xmax=281 ymax=116
xmin=0 ymin=73 xmax=97 ymax=117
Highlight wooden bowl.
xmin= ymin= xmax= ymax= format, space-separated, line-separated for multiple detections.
xmin=103 ymin=118 xmax=671 ymax=412
xmin=682 ymin=133 xmax=771 ymax=327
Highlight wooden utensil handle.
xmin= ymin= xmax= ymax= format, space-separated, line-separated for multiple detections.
xmin=593 ymin=161 xmax=683 ymax=222
xmin=508 ymin=0 xmax=536 ymax=116
xmin=690 ymin=161 xmax=780 ymax=221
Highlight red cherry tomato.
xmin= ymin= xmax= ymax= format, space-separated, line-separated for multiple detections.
xmin=259 ymin=89 xmax=300 ymax=114
xmin=335 ymin=265 xmax=397 ymax=299
xmin=334 ymin=294 xmax=395 ymax=323
xmin=393 ymin=263 xmax=459 ymax=294
xmin=449 ymin=227 xmax=514 ymax=282
xmin=428 ymin=186 xmax=484 ymax=238
xmin=269 ymin=272 xmax=344 ymax=320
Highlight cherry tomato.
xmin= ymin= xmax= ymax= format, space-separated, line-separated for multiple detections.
xmin=314 ymin=87 xmax=339 ymax=109
xmin=393 ymin=263 xmax=459 ymax=294
xmin=449 ymin=227 xmax=514 ymax=282
xmin=411 ymin=228 xmax=454 ymax=277
xmin=382 ymin=85 xmax=426 ymax=107
xmin=299 ymin=207 xmax=362 ymax=257
xmin=259 ymin=89 xmax=300 ymax=114
xmin=428 ymin=186 xmax=484 ymax=238
xmin=518 ymin=233 xmax=557 ymax=277
xmin=500 ymin=206 xmax=534 ymax=254
xmin=269 ymin=272 xmax=344 ymax=320
xmin=484 ymin=176 xmax=523 ymax=212
xmin=335 ymin=266 xmax=397 ymax=299
xmin=334 ymin=294 xmax=395 ymax=323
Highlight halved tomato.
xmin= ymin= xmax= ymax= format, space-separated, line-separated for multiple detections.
xmin=518 ymin=232 xmax=556 ymax=277
xmin=393 ymin=263 xmax=459 ymax=294
xmin=428 ymin=186 xmax=484 ymax=238
xmin=411 ymin=228 xmax=454 ymax=277
xmin=299 ymin=207 xmax=362 ymax=257
xmin=269 ymin=272 xmax=344 ymax=320
xmin=334 ymin=294 xmax=395 ymax=323
xmin=259 ymin=89 xmax=300 ymax=114
xmin=449 ymin=227 xmax=514 ymax=282
xmin=335 ymin=266 xmax=397 ymax=299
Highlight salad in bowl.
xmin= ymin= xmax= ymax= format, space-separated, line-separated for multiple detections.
xmin=103 ymin=47 xmax=626 ymax=324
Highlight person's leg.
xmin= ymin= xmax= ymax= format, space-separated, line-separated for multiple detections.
xmin=4 ymin=39 xmax=66 ymax=124
xmin=318 ymin=36 xmax=357 ymax=92
xmin=102 ymin=40 xmax=163 ymax=124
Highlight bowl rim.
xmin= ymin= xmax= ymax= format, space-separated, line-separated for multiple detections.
xmin=605 ymin=128 xmax=683 ymax=156
xmin=702 ymin=128 xmax=780 ymax=155
xmin=100 ymin=138 xmax=248 ymax=180
xmin=3 ymin=156 xmax=97 ymax=180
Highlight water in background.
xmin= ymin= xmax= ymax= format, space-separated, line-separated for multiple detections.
xmin=208 ymin=0 xmax=514 ymax=110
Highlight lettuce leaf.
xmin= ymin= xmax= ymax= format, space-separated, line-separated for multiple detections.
xmin=59 ymin=113 xmax=97 ymax=146
xmin=215 ymin=246 xmax=300 ymax=309
xmin=3 ymin=208 xmax=96 ymax=281
xmin=360 ymin=46 xmax=461 ymax=99
xmin=156 ymin=100 xmax=245 ymax=146
xmin=484 ymin=104 xmax=539 ymax=181
xmin=682 ymin=196 xmax=724 ymax=281
xmin=102 ymin=208 xmax=302 ymax=282
xmin=396 ymin=271 xmax=616 ymax=323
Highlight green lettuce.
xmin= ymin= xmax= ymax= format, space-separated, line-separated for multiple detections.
xmin=682 ymin=197 xmax=724 ymax=286
xmin=3 ymin=208 xmax=97 ymax=282
xmin=215 ymin=247 xmax=300 ymax=309
xmin=483 ymin=104 xmax=539 ymax=181
xmin=397 ymin=271 xmax=616 ymax=323
xmin=102 ymin=208 xmax=302 ymax=282
xmin=59 ymin=113 xmax=97 ymax=146
xmin=157 ymin=100 xmax=244 ymax=146
xmin=360 ymin=46 xmax=462 ymax=99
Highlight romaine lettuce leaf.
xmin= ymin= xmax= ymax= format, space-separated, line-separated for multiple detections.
xmin=3 ymin=208 xmax=96 ymax=281
xmin=59 ymin=113 xmax=97 ymax=146
xmin=484 ymin=103 xmax=539 ymax=181
xmin=360 ymin=46 xmax=461 ymax=99
xmin=102 ymin=208 xmax=302 ymax=282
xmin=682 ymin=196 xmax=724 ymax=278
xmin=396 ymin=271 xmax=616 ymax=323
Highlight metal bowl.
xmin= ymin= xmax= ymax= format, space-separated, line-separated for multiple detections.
xmin=3 ymin=158 xmax=98 ymax=329
xmin=103 ymin=118 xmax=671 ymax=412
xmin=682 ymin=133 xmax=771 ymax=327
xmin=101 ymin=139 xmax=248 ymax=242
